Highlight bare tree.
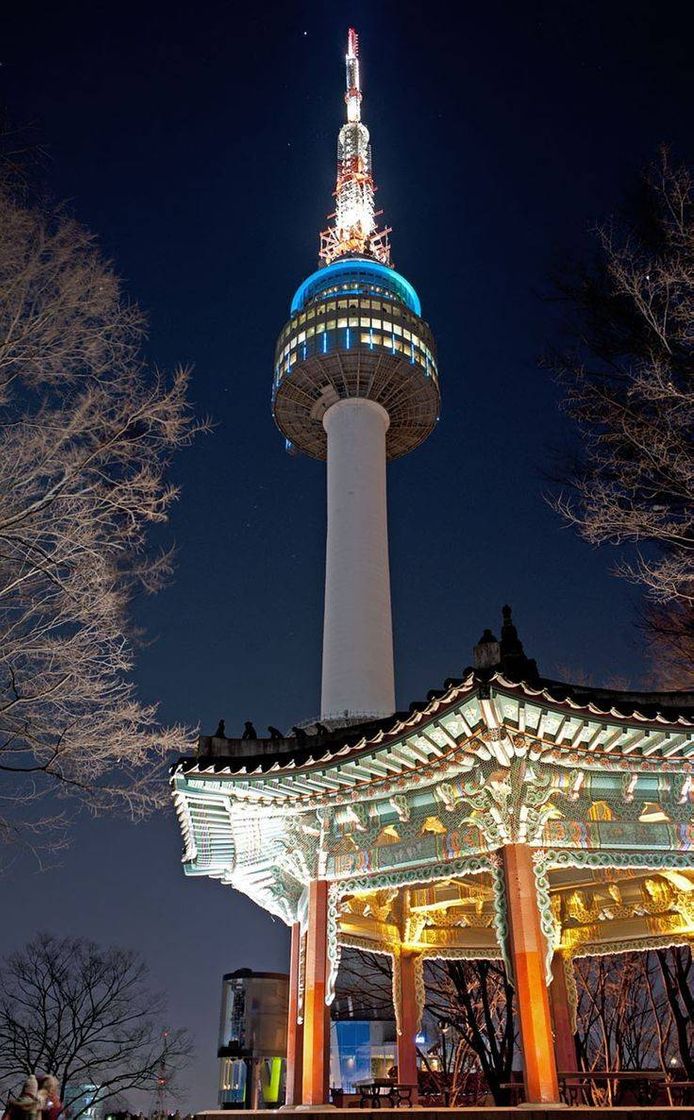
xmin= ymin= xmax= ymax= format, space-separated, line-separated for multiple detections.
xmin=0 ymin=179 xmax=203 ymax=851
xmin=545 ymin=149 xmax=693 ymax=685
xmin=656 ymin=946 xmax=694 ymax=1079
xmin=573 ymin=948 xmax=692 ymax=1102
xmin=640 ymin=601 xmax=694 ymax=690
xmin=334 ymin=950 xmax=516 ymax=1105
xmin=332 ymin=948 xmax=393 ymax=1021
xmin=425 ymin=959 xmax=516 ymax=1106
xmin=0 ymin=933 xmax=191 ymax=1116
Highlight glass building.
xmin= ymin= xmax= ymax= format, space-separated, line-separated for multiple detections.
xmin=330 ymin=1019 xmax=397 ymax=1095
xmin=217 ymin=970 xmax=288 ymax=1109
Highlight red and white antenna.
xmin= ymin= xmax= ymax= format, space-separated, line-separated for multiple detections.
xmin=345 ymin=27 xmax=361 ymax=123
xmin=320 ymin=28 xmax=391 ymax=266
xmin=154 ymin=1029 xmax=169 ymax=1119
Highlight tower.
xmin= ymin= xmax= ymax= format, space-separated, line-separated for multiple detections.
xmin=273 ymin=28 xmax=440 ymax=722
xmin=174 ymin=31 xmax=694 ymax=1112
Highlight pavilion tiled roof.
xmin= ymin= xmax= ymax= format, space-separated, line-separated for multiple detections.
xmin=171 ymin=668 xmax=694 ymax=780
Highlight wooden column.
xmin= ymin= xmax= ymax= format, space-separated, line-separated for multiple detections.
xmin=302 ymin=880 xmax=331 ymax=1105
xmin=550 ymin=951 xmax=577 ymax=1074
xmin=502 ymin=843 xmax=560 ymax=1104
xmin=396 ymin=952 xmax=420 ymax=1102
xmin=285 ymin=921 xmax=304 ymax=1106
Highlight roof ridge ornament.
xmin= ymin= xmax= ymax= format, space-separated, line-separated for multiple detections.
xmin=473 ymin=605 xmax=539 ymax=682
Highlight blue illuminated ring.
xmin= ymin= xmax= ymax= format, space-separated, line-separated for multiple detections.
xmin=290 ymin=258 xmax=422 ymax=317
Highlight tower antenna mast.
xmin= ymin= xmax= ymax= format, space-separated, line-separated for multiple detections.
xmin=154 ymin=1030 xmax=169 ymax=1120
xmin=320 ymin=28 xmax=391 ymax=266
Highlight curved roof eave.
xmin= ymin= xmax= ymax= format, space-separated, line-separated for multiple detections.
xmin=171 ymin=670 xmax=694 ymax=783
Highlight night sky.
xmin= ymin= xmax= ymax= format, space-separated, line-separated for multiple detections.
xmin=1 ymin=0 xmax=692 ymax=1110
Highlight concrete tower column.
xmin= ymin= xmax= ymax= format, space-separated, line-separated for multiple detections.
xmin=321 ymin=398 xmax=395 ymax=721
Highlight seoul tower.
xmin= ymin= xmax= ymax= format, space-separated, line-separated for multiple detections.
xmin=273 ymin=29 xmax=440 ymax=722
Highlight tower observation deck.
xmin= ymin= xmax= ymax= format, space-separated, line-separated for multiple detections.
xmin=273 ymin=29 xmax=440 ymax=722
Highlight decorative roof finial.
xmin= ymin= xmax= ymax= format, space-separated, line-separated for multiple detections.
xmin=501 ymin=604 xmax=523 ymax=658
xmin=472 ymin=606 xmax=539 ymax=681
xmin=473 ymin=627 xmax=501 ymax=670
xmin=500 ymin=605 xmax=539 ymax=681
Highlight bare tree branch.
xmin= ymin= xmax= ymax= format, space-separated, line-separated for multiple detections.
xmin=0 ymin=174 xmax=207 ymax=852
xmin=0 ymin=934 xmax=192 ymax=1117
xmin=544 ymin=148 xmax=694 ymax=686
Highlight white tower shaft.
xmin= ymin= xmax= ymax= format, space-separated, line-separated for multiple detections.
xmin=321 ymin=399 xmax=395 ymax=721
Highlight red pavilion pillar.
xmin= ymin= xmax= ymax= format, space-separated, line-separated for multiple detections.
xmin=286 ymin=921 xmax=304 ymax=1106
xmin=502 ymin=843 xmax=560 ymax=1104
xmin=396 ymin=952 xmax=420 ymax=1102
xmin=550 ymin=951 xmax=577 ymax=1075
xmin=302 ymin=879 xmax=331 ymax=1105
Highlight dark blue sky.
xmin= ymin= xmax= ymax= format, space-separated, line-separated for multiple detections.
xmin=1 ymin=0 xmax=692 ymax=1109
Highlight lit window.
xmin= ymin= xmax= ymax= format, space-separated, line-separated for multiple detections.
xmin=316 ymin=322 xmax=326 ymax=333
xmin=327 ymin=319 xmax=336 ymax=329
xmin=393 ymin=323 xmax=402 ymax=336
xmin=348 ymin=316 xmax=358 ymax=327
xmin=372 ymin=332 xmax=382 ymax=345
xmin=298 ymin=313 xmax=306 ymax=325
xmin=360 ymin=332 xmax=370 ymax=344
xmin=337 ymin=299 xmax=347 ymax=309
xmin=360 ymin=317 xmax=370 ymax=328
xmin=403 ymin=329 xmax=411 ymax=341
xmin=297 ymin=331 xmax=306 ymax=343
xmin=337 ymin=318 xmax=347 ymax=328
xmin=306 ymin=326 xmax=314 ymax=338
xmin=372 ymin=319 xmax=381 ymax=329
